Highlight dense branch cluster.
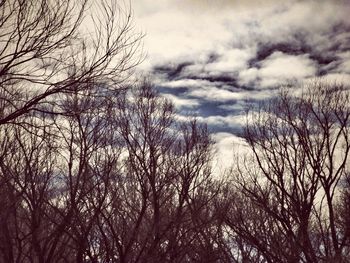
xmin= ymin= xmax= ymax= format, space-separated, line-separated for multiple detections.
xmin=0 ymin=1 xmax=350 ymax=262
xmin=225 ymin=82 xmax=350 ymax=262
xmin=0 ymin=0 xmax=142 ymax=125
xmin=0 ymin=82 xmax=221 ymax=262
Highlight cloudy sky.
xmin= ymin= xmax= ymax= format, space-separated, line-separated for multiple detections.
xmin=132 ymin=0 xmax=350 ymax=169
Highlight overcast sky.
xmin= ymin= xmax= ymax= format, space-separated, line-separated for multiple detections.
xmin=132 ymin=0 xmax=350 ymax=170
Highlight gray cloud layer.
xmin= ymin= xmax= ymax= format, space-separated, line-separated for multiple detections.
xmin=133 ymin=0 xmax=350 ymax=137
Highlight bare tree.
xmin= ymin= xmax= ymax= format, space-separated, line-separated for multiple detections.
xmin=0 ymin=114 xmax=65 ymax=262
xmin=0 ymin=85 xmax=120 ymax=262
xmin=0 ymin=78 xmax=226 ymax=262
xmin=0 ymin=0 xmax=142 ymax=125
xmin=224 ymin=81 xmax=350 ymax=262
xmin=89 ymin=82 xmax=223 ymax=263
xmin=0 ymin=2 xmax=142 ymax=257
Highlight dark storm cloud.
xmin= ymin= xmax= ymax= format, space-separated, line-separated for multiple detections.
xmin=153 ymin=62 xmax=194 ymax=80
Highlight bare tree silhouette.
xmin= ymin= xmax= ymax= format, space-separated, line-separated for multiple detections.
xmin=0 ymin=80 xmax=225 ymax=262
xmin=224 ymin=81 xmax=350 ymax=262
xmin=0 ymin=0 xmax=142 ymax=125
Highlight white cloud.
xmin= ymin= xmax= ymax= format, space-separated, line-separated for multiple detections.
xmin=258 ymin=52 xmax=317 ymax=88
xmin=211 ymin=132 xmax=249 ymax=175
xmin=134 ymin=1 xmax=233 ymax=69
xmin=255 ymin=1 xmax=350 ymax=45
xmin=187 ymin=86 xmax=245 ymax=101
xmin=238 ymin=52 xmax=318 ymax=89
xmin=238 ymin=68 xmax=259 ymax=86
xmin=162 ymin=93 xmax=199 ymax=108
xmin=161 ymin=79 xmax=206 ymax=88
xmin=203 ymin=48 xmax=256 ymax=75
xmin=197 ymin=114 xmax=246 ymax=129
